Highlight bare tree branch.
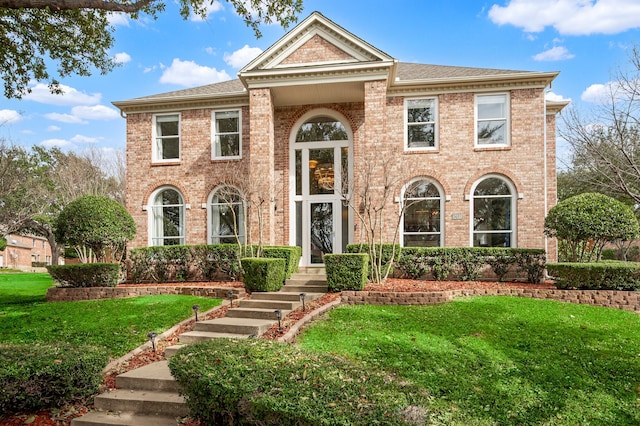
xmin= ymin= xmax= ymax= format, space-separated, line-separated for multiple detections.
xmin=0 ymin=0 xmax=155 ymax=12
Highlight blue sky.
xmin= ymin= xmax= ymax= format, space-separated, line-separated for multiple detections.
xmin=2 ymin=0 xmax=640 ymax=166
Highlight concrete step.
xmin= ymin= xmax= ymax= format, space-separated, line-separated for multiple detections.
xmin=115 ymin=361 xmax=180 ymax=393
xmin=238 ymin=299 xmax=300 ymax=310
xmin=250 ymin=292 xmax=308 ymax=301
xmin=179 ymin=330 xmax=252 ymax=344
xmin=71 ymin=411 xmax=181 ymax=426
xmin=295 ymin=267 xmax=326 ymax=275
xmin=194 ymin=317 xmax=275 ymax=335
xmin=226 ymin=307 xmax=292 ymax=320
xmin=94 ymin=389 xmax=189 ymax=417
xmin=164 ymin=344 xmax=186 ymax=358
xmin=286 ymin=275 xmax=327 ymax=283
xmin=281 ymin=284 xmax=328 ymax=293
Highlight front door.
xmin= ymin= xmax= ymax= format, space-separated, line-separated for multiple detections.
xmin=291 ymin=112 xmax=352 ymax=266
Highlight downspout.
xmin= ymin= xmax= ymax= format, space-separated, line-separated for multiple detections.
xmin=543 ymin=85 xmax=550 ymax=258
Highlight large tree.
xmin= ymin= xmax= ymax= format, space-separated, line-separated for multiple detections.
xmin=560 ymin=45 xmax=640 ymax=207
xmin=0 ymin=0 xmax=303 ymax=98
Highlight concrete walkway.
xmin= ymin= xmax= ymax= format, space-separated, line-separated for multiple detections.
xmin=72 ymin=268 xmax=327 ymax=426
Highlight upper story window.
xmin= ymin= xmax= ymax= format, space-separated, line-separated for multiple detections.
xmin=153 ymin=114 xmax=180 ymax=162
xmin=476 ymin=94 xmax=509 ymax=147
xmin=150 ymin=187 xmax=185 ymax=246
xmin=213 ymin=110 xmax=241 ymax=159
xmin=472 ymin=175 xmax=515 ymax=247
xmin=402 ymin=179 xmax=443 ymax=247
xmin=405 ymin=98 xmax=437 ymax=150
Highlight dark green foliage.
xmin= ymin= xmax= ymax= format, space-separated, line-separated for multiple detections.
xmin=55 ymin=195 xmax=135 ymax=262
xmin=548 ymin=262 xmax=640 ymax=290
xmin=31 ymin=261 xmax=48 ymax=268
xmin=602 ymin=245 xmax=640 ymax=262
xmin=169 ymin=338 xmax=430 ymax=426
xmin=47 ymin=263 xmax=120 ymax=287
xmin=241 ymin=258 xmax=286 ymax=292
xmin=0 ymin=237 xmax=5 ymax=252
xmin=395 ymin=247 xmax=546 ymax=282
xmin=346 ymin=243 xmax=400 ymax=280
xmin=0 ymin=343 xmax=108 ymax=415
xmin=545 ymin=193 xmax=639 ymax=262
xmin=324 ymin=253 xmax=369 ymax=291
xmin=261 ymin=246 xmax=301 ymax=279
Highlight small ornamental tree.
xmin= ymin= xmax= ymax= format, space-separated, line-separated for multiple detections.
xmin=55 ymin=195 xmax=136 ymax=263
xmin=544 ymin=192 xmax=639 ymax=262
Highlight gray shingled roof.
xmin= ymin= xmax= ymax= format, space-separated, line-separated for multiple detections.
xmin=125 ymin=62 xmax=536 ymax=102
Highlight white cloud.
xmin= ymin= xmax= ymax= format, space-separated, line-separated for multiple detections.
xmin=113 ymin=52 xmax=132 ymax=64
xmin=0 ymin=109 xmax=22 ymax=124
xmin=24 ymin=83 xmax=102 ymax=106
xmin=159 ymin=58 xmax=231 ymax=87
xmin=107 ymin=12 xmax=129 ymax=27
xmin=546 ymin=91 xmax=571 ymax=102
xmin=70 ymin=134 xmax=101 ymax=144
xmin=189 ymin=0 xmax=224 ymax=21
xmin=71 ymin=105 xmax=120 ymax=121
xmin=44 ymin=113 xmax=87 ymax=124
xmin=46 ymin=125 xmax=61 ymax=132
xmin=488 ymin=0 xmax=640 ymax=35
xmin=224 ymin=45 xmax=263 ymax=68
xmin=581 ymin=82 xmax=619 ymax=104
xmin=41 ymin=138 xmax=71 ymax=148
xmin=533 ymin=46 xmax=575 ymax=61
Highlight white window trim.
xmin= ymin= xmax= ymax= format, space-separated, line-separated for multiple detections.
xmin=404 ymin=97 xmax=439 ymax=151
xmin=474 ymin=93 xmax=510 ymax=148
xmin=152 ymin=113 xmax=181 ymax=163
xmin=400 ymin=178 xmax=445 ymax=247
xmin=469 ymin=174 xmax=517 ymax=247
xmin=211 ymin=109 xmax=242 ymax=160
xmin=207 ymin=185 xmax=246 ymax=244
xmin=147 ymin=186 xmax=186 ymax=246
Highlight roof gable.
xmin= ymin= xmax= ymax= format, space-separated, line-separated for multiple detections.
xmin=240 ymin=11 xmax=394 ymax=74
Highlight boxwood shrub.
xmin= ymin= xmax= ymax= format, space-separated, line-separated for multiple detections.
xmin=346 ymin=243 xmax=400 ymax=278
xmin=241 ymin=257 xmax=286 ymax=292
xmin=261 ymin=246 xmax=301 ymax=279
xmin=0 ymin=343 xmax=108 ymax=416
xmin=47 ymin=263 xmax=120 ymax=287
xmin=548 ymin=261 xmax=640 ymax=290
xmin=324 ymin=253 xmax=369 ymax=292
xmin=169 ymin=339 xmax=430 ymax=426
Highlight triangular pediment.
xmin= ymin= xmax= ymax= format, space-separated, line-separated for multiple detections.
xmin=240 ymin=12 xmax=395 ymax=74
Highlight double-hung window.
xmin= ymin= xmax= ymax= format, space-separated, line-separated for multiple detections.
xmin=476 ymin=94 xmax=509 ymax=146
xmin=153 ymin=114 xmax=180 ymax=161
xmin=213 ymin=110 xmax=241 ymax=159
xmin=405 ymin=98 xmax=437 ymax=150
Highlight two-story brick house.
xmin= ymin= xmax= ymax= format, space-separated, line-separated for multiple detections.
xmin=114 ymin=12 xmax=567 ymax=266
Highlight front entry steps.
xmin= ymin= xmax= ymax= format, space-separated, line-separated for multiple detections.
xmin=72 ymin=268 xmax=328 ymax=426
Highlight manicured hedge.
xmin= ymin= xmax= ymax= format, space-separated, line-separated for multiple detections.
xmin=241 ymin=258 xmax=286 ymax=292
xmin=395 ymin=247 xmax=546 ymax=283
xmin=169 ymin=339 xmax=429 ymax=425
xmin=346 ymin=243 xmax=400 ymax=278
xmin=324 ymin=253 xmax=369 ymax=292
xmin=547 ymin=261 xmax=640 ymax=290
xmin=0 ymin=343 xmax=108 ymax=416
xmin=262 ymin=246 xmax=301 ymax=279
xmin=47 ymin=263 xmax=120 ymax=287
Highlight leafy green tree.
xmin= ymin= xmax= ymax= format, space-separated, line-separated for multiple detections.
xmin=55 ymin=195 xmax=135 ymax=263
xmin=544 ymin=193 xmax=639 ymax=262
xmin=0 ymin=0 xmax=303 ymax=98
xmin=0 ymin=236 xmax=6 ymax=251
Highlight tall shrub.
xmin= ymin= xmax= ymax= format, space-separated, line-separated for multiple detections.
xmin=544 ymin=193 xmax=639 ymax=262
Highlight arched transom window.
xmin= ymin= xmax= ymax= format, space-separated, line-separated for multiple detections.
xmin=150 ymin=187 xmax=185 ymax=246
xmin=208 ymin=186 xmax=245 ymax=244
xmin=403 ymin=179 xmax=443 ymax=247
xmin=472 ymin=176 xmax=516 ymax=247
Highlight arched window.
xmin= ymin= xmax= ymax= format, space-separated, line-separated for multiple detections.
xmin=472 ymin=176 xmax=515 ymax=247
xmin=209 ymin=186 xmax=245 ymax=244
xmin=150 ymin=187 xmax=185 ymax=246
xmin=402 ymin=179 xmax=443 ymax=247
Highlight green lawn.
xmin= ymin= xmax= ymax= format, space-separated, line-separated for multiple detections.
xmin=298 ymin=297 xmax=640 ymax=425
xmin=0 ymin=273 xmax=221 ymax=358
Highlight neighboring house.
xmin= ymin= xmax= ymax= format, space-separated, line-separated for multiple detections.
xmin=114 ymin=12 xmax=568 ymax=267
xmin=1 ymin=234 xmax=53 ymax=270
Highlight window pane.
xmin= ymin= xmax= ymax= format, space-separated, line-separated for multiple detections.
xmin=477 ymin=95 xmax=506 ymax=119
xmin=474 ymin=178 xmax=511 ymax=196
xmin=404 ymin=199 xmax=440 ymax=232
xmin=216 ymin=111 xmax=239 ymax=132
xmin=295 ymin=150 xmax=302 ymax=196
xmin=474 ymin=232 xmax=511 ymax=248
xmin=160 ymin=138 xmax=180 ymax=159
xmin=296 ymin=116 xmax=347 ymax=142
xmin=309 ymin=148 xmax=334 ymax=195
xmin=408 ymin=123 xmax=435 ymax=147
xmin=474 ymin=197 xmax=511 ymax=230
xmin=406 ymin=181 xmax=440 ymax=198
xmin=216 ymin=134 xmax=240 ymax=157
xmin=404 ymin=234 xmax=440 ymax=247
xmin=210 ymin=187 xmax=244 ymax=244
xmin=158 ymin=119 xmax=179 ymax=136
xmin=477 ymin=120 xmax=506 ymax=145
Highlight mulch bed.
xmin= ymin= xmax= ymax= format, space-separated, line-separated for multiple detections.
xmin=2 ymin=278 xmax=553 ymax=425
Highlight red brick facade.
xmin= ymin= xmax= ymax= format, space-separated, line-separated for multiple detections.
xmin=115 ymin=12 xmax=566 ymax=265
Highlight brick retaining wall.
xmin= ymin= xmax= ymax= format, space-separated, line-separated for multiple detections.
xmin=342 ymin=288 xmax=640 ymax=312
xmin=46 ymin=286 xmax=246 ymax=302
